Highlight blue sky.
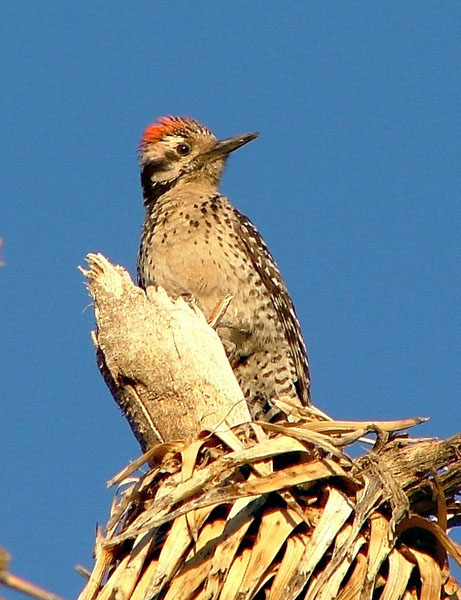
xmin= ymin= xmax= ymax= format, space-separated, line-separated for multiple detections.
xmin=1 ymin=2 xmax=460 ymax=597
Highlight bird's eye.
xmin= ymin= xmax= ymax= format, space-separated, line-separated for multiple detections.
xmin=176 ymin=143 xmax=191 ymax=156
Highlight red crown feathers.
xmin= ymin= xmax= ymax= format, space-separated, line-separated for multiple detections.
xmin=140 ymin=116 xmax=210 ymax=148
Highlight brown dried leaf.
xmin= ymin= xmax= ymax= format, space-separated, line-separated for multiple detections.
xmin=107 ymin=442 xmax=182 ymax=488
xmin=181 ymin=439 xmax=206 ymax=480
xmin=139 ymin=514 xmax=192 ymax=599
xmin=269 ymin=534 xmax=307 ymax=600
xmin=239 ymin=507 xmax=304 ymax=597
xmin=306 ymin=526 xmax=365 ymax=600
xmin=77 ymin=529 xmax=113 ymax=600
xmin=205 ymin=495 xmax=266 ymax=598
xmin=304 ymin=417 xmax=427 ymax=436
xmin=258 ymin=422 xmax=350 ymax=459
xmin=406 ymin=547 xmax=442 ymax=600
xmin=141 ymin=503 xmax=218 ymax=600
xmin=380 ymin=549 xmax=414 ymax=600
xmin=234 ymin=458 xmax=348 ymax=496
xmin=219 ymin=547 xmax=252 ymax=600
xmin=336 ymin=551 xmax=368 ymax=600
xmin=95 ymin=555 xmax=132 ymax=600
xmin=366 ymin=512 xmax=392 ymax=586
xmin=163 ymin=516 xmax=227 ymax=600
xmin=443 ymin=574 xmax=461 ymax=598
xmin=130 ymin=559 xmax=159 ymax=600
xmin=282 ymin=487 xmax=354 ymax=598
xmin=397 ymin=515 xmax=461 ymax=567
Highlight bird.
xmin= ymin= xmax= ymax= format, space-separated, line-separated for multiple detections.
xmin=137 ymin=116 xmax=311 ymax=420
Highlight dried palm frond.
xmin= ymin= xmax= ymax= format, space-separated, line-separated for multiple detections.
xmin=78 ymin=256 xmax=461 ymax=599
xmin=78 ymin=410 xmax=461 ymax=600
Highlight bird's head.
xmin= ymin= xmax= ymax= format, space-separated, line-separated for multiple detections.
xmin=139 ymin=116 xmax=258 ymax=190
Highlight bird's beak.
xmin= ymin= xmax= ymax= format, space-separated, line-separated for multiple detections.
xmin=204 ymin=131 xmax=259 ymax=162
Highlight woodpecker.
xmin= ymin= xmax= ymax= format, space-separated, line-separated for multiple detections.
xmin=137 ymin=116 xmax=311 ymax=420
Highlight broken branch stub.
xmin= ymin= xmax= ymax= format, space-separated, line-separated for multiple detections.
xmin=82 ymin=253 xmax=250 ymax=449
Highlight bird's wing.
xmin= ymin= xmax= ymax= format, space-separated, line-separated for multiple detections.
xmin=234 ymin=208 xmax=311 ymax=405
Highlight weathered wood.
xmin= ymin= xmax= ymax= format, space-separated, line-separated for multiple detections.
xmin=82 ymin=253 xmax=250 ymax=449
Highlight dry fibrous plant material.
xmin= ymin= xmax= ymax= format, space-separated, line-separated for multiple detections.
xmin=80 ymin=253 xmax=251 ymax=449
xmin=78 ymin=415 xmax=461 ymax=600
xmin=78 ymin=255 xmax=461 ymax=599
